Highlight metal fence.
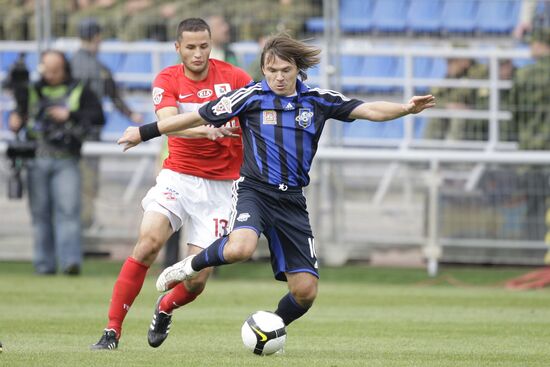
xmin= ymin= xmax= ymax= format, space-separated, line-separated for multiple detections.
xmin=1 ymin=0 xmax=550 ymax=273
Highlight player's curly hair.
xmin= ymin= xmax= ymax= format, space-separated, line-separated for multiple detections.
xmin=260 ymin=33 xmax=321 ymax=81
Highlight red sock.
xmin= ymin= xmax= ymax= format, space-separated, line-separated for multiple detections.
xmin=106 ymin=257 xmax=149 ymax=338
xmin=159 ymin=282 xmax=201 ymax=314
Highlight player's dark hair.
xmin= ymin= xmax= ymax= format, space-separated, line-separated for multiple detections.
xmin=260 ymin=33 xmax=321 ymax=81
xmin=176 ymin=18 xmax=211 ymax=42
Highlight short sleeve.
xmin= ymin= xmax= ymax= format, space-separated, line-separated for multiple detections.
xmin=198 ymin=83 xmax=259 ymax=127
xmin=152 ymin=70 xmax=177 ymax=111
xmin=328 ymin=95 xmax=363 ymax=122
xmin=309 ymin=87 xmax=363 ymax=122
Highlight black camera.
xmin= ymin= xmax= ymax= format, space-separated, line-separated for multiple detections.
xmin=7 ymin=140 xmax=36 ymax=160
xmin=4 ymin=54 xmax=32 ymax=199
xmin=4 ymin=53 xmax=29 ymax=118
xmin=6 ymin=139 xmax=36 ymax=199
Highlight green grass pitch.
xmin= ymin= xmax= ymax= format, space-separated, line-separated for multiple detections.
xmin=1 ymin=260 xmax=550 ymax=366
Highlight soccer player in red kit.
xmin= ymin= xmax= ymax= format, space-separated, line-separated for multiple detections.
xmin=91 ymin=18 xmax=252 ymax=350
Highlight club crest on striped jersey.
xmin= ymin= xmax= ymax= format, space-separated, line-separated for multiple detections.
xmin=262 ymin=110 xmax=277 ymax=125
xmin=214 ymin=83 xmax=231 ymax=97
xmin=212 ymin=96 xmax=232 ymax=115
xmin=152 ymin=87 xmax=164 ymax=105
xmin=295 ymin=108 xmax=313 ymax=128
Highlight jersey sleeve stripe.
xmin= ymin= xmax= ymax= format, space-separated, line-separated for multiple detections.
xmin=308 ymin=87 xmax=351 ymax=101
xmin=227 ymin=83 xmax=262 ymax=107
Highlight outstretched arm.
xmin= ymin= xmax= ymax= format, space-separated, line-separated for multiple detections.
xmin=156 ymin=106 xmax=239 ymax=140
xmin=349 ymin=95 xmax=435 ymax=121
xmin=117 ymin=111 xmax=205 ymax=151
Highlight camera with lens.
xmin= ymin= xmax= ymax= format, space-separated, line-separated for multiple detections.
xmin=6 ymin=140 xmax=36 ymax=199
xmin=5 ymin=52 xmax=29 ymax=118
xmin=34 ymin=100 xmax=88 ymax=151
xmin=4 ymin=53 xmax=34 ymax=199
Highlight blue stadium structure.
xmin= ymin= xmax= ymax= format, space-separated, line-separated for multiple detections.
xmin=0 ymin=0 xmax=528 ymax=139
xmin=307 ymin=0 xmax=521 ymax=35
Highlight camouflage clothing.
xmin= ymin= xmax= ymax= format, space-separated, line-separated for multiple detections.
xmin=1 ymin=0 xmax=33 ymax=40
xmin=424 ymin=62 xmax=489 ymax=140
xmin=508 ymin=53 xmax=550 ymax=247
xmin=509 ymin=55 xmax=550 ymax=150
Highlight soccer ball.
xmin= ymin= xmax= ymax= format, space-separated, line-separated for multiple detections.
xmin=241 ymin=311 xmax=286 ymax=355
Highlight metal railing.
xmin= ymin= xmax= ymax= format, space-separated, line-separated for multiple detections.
xmin=0 ymin=39 xmax=545 ymax=272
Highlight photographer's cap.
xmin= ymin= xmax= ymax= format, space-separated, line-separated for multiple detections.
xmin=78 ymin=18 xmax=102 ymax=40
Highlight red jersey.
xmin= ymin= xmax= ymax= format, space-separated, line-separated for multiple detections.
xmin=152 ymin=59 xmax=252 ymax=180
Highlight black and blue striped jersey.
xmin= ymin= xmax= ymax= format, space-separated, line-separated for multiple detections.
xmin=198 ymin=79 xmax=363 ymax=187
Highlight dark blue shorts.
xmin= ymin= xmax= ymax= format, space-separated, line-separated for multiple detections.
xmin=229 ymin=177 xmax=319 ymax=282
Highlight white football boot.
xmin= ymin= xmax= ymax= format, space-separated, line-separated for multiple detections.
xmin=156 ymin=255 xmax=198 ymax=292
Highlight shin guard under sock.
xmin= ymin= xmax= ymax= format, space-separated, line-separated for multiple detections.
xmin=159 ymin=282 xmax=201 ymax=314
xmin=191 ymin=236 xmax=229 ymax=271
xmin=274 ymin=292 xmax=309 ymax=326
xmin=106 ymin=257 xmax=149 ymax=337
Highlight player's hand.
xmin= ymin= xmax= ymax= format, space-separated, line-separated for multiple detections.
xmin=117 ymin=126 xmax=142 ymax=151
xmin=206 ymin=126 xmax=241 ymax=141
xmin=405 ymin=95 xmax=435 ymax=114
xmin=513 ymin=22 xmax=531 ymax=40
xmin=46 ymin=106 xmax=70 ymax=123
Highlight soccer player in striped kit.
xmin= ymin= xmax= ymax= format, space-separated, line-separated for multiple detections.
xmin=118 ymin=33 xmax=435 ymax=336
xmin=92 ymin=18 xmax=252 ymax=350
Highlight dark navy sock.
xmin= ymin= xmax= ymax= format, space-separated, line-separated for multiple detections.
xmin=274 ymin=292 xmax=309 ymax=326
xmin=191 ymin=236 xmax=229 ymax=271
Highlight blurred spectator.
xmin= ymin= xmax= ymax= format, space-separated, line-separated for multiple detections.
xmin=72 ymin=18 xmax=142 ymax=128
xmin=514 ymin=0 xmax=550 ymax=40
xmin=246 ymin=34 xmax=270 ymax=81
xmin=49 ymin=0 xmax=78 ymax=39
xmin=116 ymin=0 xmax=155 ymax=41
xmin=496 ymin=59 xmax=517 ymax=142
xmin=424 ymin=49 xmax=488 ymax=141
xmin=510 ymin=18 xmax=550 ymax=150
xmin=67 ymin=0 xmax=120 ymax=39
xmin=232 ymin=0 xmax=320 ymax=40
xmin=2 ymin=0 xmax=34 ymax=40
xmin=207 ymin=14 xmax=239 ymax=65
xmin=8 ymin=50 xmax=104 ymax=275
xmin=509 ymin=14 xmax=550 ymax=251
xmin=118 ymin=0 xmax=187 ymax=41
xmin=71 ymin=18 xmax=143 ymax=229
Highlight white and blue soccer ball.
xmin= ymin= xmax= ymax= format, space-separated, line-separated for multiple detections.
xmin=241 ymin=311 xmax=287 ymax=355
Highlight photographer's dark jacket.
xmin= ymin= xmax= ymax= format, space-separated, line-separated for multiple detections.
xmin=25 ymin=78 xmax=104 ymax=157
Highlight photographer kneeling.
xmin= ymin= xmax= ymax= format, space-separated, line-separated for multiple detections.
xmin=9 ymin=50 xmax=104 ymax=275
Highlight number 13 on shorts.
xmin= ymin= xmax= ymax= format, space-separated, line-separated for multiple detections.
xmin=213 ymin=218 xmax=229 ymax=237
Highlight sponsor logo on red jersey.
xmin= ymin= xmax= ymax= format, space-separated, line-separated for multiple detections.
xmin=198 ymin=89 xmax=213 ymax=98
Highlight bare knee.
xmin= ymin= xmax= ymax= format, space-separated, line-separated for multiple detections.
xmin=132 ymin=232 xmax=167 ymax=265
xmin=222 ymin=231 xmax=258 ymax=262
xmin=288 ymin=276 xmax=318 ymax=308
xmin=131 ymin=212 xmax=173 ymax=265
